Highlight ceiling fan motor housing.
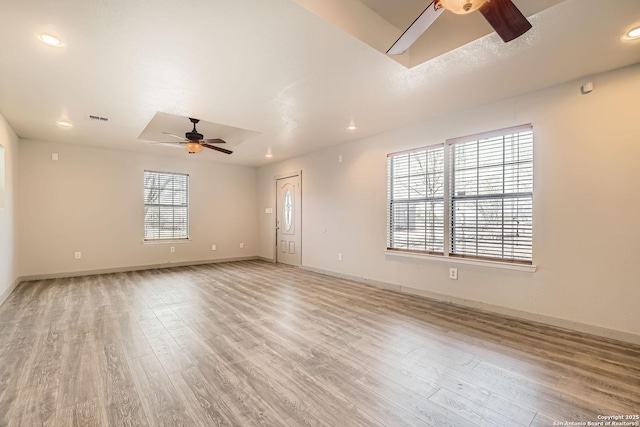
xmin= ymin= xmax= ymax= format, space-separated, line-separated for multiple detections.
xmin=185 ymin=131 xmax=204 ymax=141
xmin=186 ymin=118 xmax=203 ymax=141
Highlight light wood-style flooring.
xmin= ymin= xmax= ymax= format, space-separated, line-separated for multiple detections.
xmin=0 ymin=260 xmax=638 ymax=426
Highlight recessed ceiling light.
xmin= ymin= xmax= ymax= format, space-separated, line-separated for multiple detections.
xmin=57 ymin=120 xmax=72 ymax=127
xmin=37 ymin=33 xmax=64 ymax=47
xmin=265 ymin=153 xmax=273 ymax=158
xmin=346 ymin=124 xmax=358 ymax=131
xmin=622 ymin=26 xmax=640 ymax=41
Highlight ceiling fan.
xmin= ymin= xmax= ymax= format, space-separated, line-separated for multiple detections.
xmin=387 ymin=0 xmax=532 ymax=55
xmin=155 ymin=117 xmax=233 ymax=154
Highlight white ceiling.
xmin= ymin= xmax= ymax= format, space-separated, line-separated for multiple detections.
xmin=1 ymin=0 xmax=639 ymax=166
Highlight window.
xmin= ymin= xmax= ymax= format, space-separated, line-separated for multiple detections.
xmin=144 ymin=171 xmax=189 ymax=241
xmin=387 ymin=124 xmax=533 ymax=264
xmin=387 ymin=144 xmax=444 ymax=254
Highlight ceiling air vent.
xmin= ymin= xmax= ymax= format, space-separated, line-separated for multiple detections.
xmin=89 ymin=115 xmax=109 ymax=122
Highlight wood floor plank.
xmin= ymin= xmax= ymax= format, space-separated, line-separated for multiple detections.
xmin=56 ymin=398 xmax=102 ymax=427
xmin=7 ymin=383 xmax=58 ymax=426
xmin=167 ymin=367 xmax=233 ymax=427
xmin=467 ymin=361 xmax=601 ymax=422
xmin=114 ymin=311 xmax=155 ymax=360
xmin=0 ymin=328 xmax=39 ymax=425
xmin=300 ymin=360 xmax=433 ymax=427
xmin=128 ymin=354 xmax=195 ymax=426
xmin=91 ymin=310 xmax=149 ymax=427
xmin=419 ymin=366 xmax=536 ymax=425
xmin=57 ymin=332 xmax=99 ymax=411
xmin=428 ymin=387 xmax=526 ymax=427
xmin=356 ymin=371 xmax=477 ymax=427
xmin=529 ymin=411 xmax=559 ymax=427
xmin=0 ymin=260 xmax=638 ymax=426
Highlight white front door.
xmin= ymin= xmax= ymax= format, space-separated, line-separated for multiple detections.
xmin=276 ymin=175 xmax=301 ymax=266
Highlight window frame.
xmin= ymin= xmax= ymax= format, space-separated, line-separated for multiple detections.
xmin=386 ymin=124 xmax=535 ymax=271
xmin=143 ymin=170 xmax=190 ymax=242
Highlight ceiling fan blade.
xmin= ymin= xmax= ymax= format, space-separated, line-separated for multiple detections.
xmin=201 ymin=138 xmax=227 ymax=144
xmin=479 ymin=0 xmax=532 ymax=43
xmin=202 ymin=143 xmax=233 ymax=155
xmin=162 ymin=132 xmax=187 ymax=141
xmin=151 ymin=141 xmax=183 ymax=146
xmin=387 ymin=1 xmax=444 ymax=55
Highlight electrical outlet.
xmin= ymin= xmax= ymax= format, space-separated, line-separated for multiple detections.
xmin=239 ymin=243 xmax=244 ymax=249
xmin=74 ymin=252 xmax=81 ymax=259
xmin=338 ymin=252 xmax=343 ymax=261
xmin=449 ymin=268 xmax=458 ymax=280
xmin=212 ymin=244 xmax=217 ymax=251
xmin=170 ymin=247 xmax=175 ymax=253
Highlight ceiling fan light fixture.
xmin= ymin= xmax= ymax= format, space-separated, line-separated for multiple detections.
xmin=438 ymin=0 xmax=487 ymax=14
xmin=622 ymin=26 xmax=640 ymax=40
xmin=36 ymin=33 xmax=64 ymax=47
xmin=185 ymin=142 xmax=203 ymax=153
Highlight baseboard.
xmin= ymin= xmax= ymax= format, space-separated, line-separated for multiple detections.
xmin=19 ymin=256 xmax=259 ymax=282
xmin=257 ymin=256 xmax=276 ymax=263
xmin=301 ymin=265 xmax=640 ymax=346
xmin=0 ymin=276 xmax=22 ymax=307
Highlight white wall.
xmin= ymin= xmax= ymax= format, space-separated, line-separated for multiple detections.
xmin=19 ymin=141 xmax=258 ymax=277
xmin=0 ymin=113 xmax=20 ymax=303
xmin=257 ymin=64 xmax=640 ymax=339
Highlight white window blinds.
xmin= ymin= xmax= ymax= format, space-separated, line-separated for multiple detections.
xmin=144 ymin=171 xmax=189 ymax=240
xmin=386 ymin=124 xmax=534 ymax=265
xmin=387 ymin=145 xmax=445 ymax=254
xmin=449 ymin=125 xmax=533 ymax=262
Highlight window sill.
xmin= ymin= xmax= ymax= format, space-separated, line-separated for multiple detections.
xmin=143 ymin=239 xmax=191 ymax=245
xmin=384 ymin=250 xmax=537 ymax=272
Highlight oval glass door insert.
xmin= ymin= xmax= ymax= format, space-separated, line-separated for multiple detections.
xmin=284 ymin=189 xmax=293 ymax=231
